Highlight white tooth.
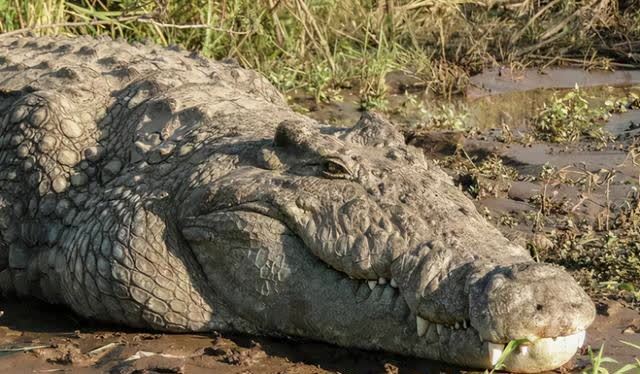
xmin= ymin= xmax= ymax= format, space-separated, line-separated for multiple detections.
xmin=463 ymin=320 xmax=467 ymax=329
xmin=518 ymin=345 xmax=529 ymax=355
xmin=390 ymin=279 xmax=398 ymax=288
xmin=367 ymin=281 xmax=377 ymax=290
xmin=488 ymin=342 xmax=505 ymax=367
xmin=436 ymin=324 xmax=443 ymax=335
xmin=455 ymin=322 xmax=460 ymax=329
xmin=416 ymin=316 xmax=428 ymax=337
xmin=378 ymin=277 xmax=387 ymax=285
xmin=577 ymin=330 xmax=586 ymax=348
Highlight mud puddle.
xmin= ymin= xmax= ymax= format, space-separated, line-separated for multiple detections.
xmin=297 ymin=67 xmax=640 ymax=133
xmin=468 ymin=67 xmax=640 ymax=98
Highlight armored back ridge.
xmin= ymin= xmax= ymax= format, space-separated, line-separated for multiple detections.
xmin=0 ymin=36 xmax=595 ymax=373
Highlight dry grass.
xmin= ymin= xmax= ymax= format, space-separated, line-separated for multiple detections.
xmin=0 ymin=0 xmax=639 ymax=106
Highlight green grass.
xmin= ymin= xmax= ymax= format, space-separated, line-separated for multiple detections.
xmin=532 ymin=86 xmax=614 ymax=145
xmin=1 ymin=0 xmax=640 ymax=107
xmin=483 ymin=340 xmax=640 ymax=374
xmin=583 ymin=343 xmax=640 ymax=374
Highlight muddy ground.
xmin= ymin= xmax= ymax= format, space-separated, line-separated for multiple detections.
xmin=0 ymin=298 xmax=637 ymax=374
xmin=1 ymin=68 xmax=639 ymax=373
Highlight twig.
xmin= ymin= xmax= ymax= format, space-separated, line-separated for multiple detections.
xmin=510 ymin=0 xmax=561 ymax=44
xmin=86 ymin=342 xmax=121 ymax=356
xmin=124 ymin=351 xmax=189 ymax=362
xmin=0 ymin=345 xmax=51 ymax=352
xmin=292 ymin=0 xmax=336 ymax=72
xmin=529 ymin=54 xmax=639 ymax=69
xmin=515 ymin=27 xmax=570 ymax=56
xmin=134 ymin=16 xmax=248 ymax=34
xmin=0 ymin=15 xmax=249 ymax=39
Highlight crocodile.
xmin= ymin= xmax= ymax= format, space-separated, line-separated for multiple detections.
xmin=0 ymin=36 xmax=595 ymax=372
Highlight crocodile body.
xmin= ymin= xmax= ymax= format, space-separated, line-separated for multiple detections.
xmin=0 ymin=36 xmax=594 ymax=372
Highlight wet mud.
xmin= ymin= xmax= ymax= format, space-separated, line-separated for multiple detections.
xmin=0 ymin=297 xmax=637 ymax=374
xmin=1 ymin=68 xmax=640 ymax=373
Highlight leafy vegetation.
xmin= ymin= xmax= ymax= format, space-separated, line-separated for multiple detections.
xmin=582 ymin=343 xmax=640 ymax=374
xmin=438 ymin=152 xmax=518 ymax=199
xmin=482 ymin=339 xmax=640 ymax=373
xmin=518 ymin=161 xmax=640 ymax=308
xmin=484 ymin=338 xmax=530 ymax=374
xmin=532 ymin=86 xmax=613 ymax=145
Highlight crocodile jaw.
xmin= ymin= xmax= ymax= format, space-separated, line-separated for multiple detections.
xmin=485 ymin=330 xmax=586 ymax=372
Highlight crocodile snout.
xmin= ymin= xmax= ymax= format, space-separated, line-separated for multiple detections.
xmin=470 ymin=262 xmax=595 ymax=343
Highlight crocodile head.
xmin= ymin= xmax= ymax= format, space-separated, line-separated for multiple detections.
xmin=0 ymin=36 xmax=594 ymax=373
xmin=181 ymin=112 xmax=595 ymax=372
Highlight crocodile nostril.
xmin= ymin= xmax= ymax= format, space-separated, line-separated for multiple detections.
xmin=536 ymin=304 xmax=544 ymax=311
xmin=378 ymin=183 xmax=386 ymax=195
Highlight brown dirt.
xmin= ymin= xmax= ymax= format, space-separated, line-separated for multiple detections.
xmin=0 ymin=298 xmax=464 ymax=374
xmin=0 ymin=297 xmax=637 ymax=373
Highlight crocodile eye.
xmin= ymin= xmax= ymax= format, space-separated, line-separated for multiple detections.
xmin=322 ymin=159 xmax=350 ymax=178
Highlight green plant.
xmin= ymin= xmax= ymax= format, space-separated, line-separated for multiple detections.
xmin=583 ymin=343 xmax=640 ymax=374
xmin=605 ymin=92 xmax=640 ymax=113
xmin=418 ymin=104 xmax=473 ymax=133
xmin=533 ymin=86 xmax=613 ymax=145
xmin=484 ymin=338 xmax=530 ymax=374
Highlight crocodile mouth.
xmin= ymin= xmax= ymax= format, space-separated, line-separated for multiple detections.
xmin=351 ymin=273 xmax=587 ymax=372
xmin=484 ymin=330 xmax=586 ymax=372
xmin=187 ymin=203 xmax=588 ymax=372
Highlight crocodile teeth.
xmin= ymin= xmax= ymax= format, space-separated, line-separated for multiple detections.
xmin=518 ymin=345 xmax=529 ymax=355
xmin=577 ymin=330 xmax=586 ymax=348
xmin=390 ymin=279 xmax=398 ymax=288
xmin=378 ymin=277 xmax=387 ymax=285
xmin=455 ymin=322 xmax=460 ymax=329
xmin=436 ymin=324 xmax=443 ymax=335
xmin=367 ymin=281 xmax=377 ymax=290
xmin=488 ymin=342 xmax=505 ymax=367
xmin=416 ymin=316 xmax=428 ymax=337
xmin=463 ymin=320 xmax=467 ymax=329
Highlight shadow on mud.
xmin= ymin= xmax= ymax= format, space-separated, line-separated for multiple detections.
xmin=0 ymin=297 xmax=463 ymax=373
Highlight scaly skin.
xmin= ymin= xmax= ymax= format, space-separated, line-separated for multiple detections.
xmin=0 ymin=36 xmax=595 ymax=372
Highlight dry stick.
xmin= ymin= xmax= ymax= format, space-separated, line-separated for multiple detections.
xmin=227 ymin=9 xmax=266 ymax=64
xmin=268 ymin=0 xmax=287 ymax=47
xmin=513 ymin=5 xmax=586 ymax=57
xmin=134 ymin=17 xmax=248 ymax=34
xmin=204 ymin=0 xmax=214 ymax=52
xmin=538 ymin=3 xmax=586 ymax=41
xmin=86 ymin=342 xmax=121 ymax=356
xmin=12 ymin=0 xmax=25 ymax=30
xmin=510 ymin=0 xmax=562 ymax=44
xmin=515 ymin=27 xmax=570 ymax=56
xmin=0 ymin=15 xmax=249 ymax=39
xmin=0 ymin=345 xmax=50 ymax=352
xmin=619 ymin=139 xmax=640 ymax=168
xmin=529 ymin=54 xmax=638 ymax=68
xmin=605 ymin=176 xmax=612 ymax=231
xmin=294 ymin=0 xmax=336 ymax=72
